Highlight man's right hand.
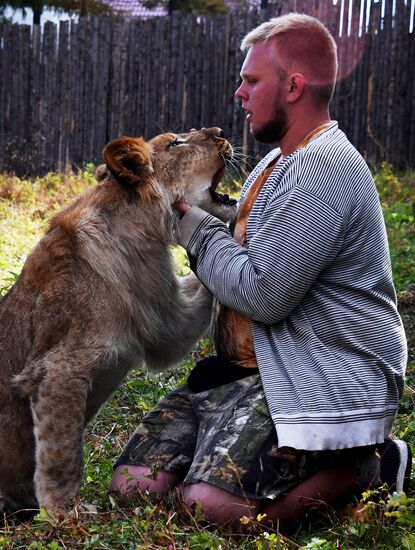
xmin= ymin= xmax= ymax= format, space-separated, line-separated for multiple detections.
xmin=173 ymin=199 xmax=191 ymax=219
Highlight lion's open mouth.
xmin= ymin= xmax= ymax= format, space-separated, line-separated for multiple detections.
xmin=209 ymin=165 xmax=237 ymax=206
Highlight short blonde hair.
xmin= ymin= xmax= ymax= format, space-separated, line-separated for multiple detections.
xmin=241 ymin=13 xmax=338 ymax=105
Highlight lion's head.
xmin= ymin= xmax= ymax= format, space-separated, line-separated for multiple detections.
xmin=100 ymin=127 xmax=237 ymax=223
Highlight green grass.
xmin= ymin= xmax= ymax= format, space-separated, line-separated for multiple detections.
xmin=0 ymin=165 xmax=414 ymax=549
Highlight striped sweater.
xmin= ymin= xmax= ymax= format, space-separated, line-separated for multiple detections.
xmin=178 ymin=122 xmax=407 ymax=451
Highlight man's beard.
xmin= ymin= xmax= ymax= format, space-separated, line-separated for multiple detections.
xmin=252 ymin=102 xmax=288 ymax=144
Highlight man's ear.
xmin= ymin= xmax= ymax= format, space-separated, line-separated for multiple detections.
xmin=102 ymin=137 xmax=153 ymax=186
xmin=286 ymin=73 xmax=305 ymax=103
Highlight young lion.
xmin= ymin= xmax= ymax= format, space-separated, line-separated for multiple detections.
xmin=0 ymin=128 xmax=237 ymax=515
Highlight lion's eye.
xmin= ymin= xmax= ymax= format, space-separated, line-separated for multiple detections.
xmin=167 ymin=138 xmax=185 ymax=148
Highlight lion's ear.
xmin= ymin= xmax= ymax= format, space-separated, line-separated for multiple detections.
xmin=102 ymin=137 xmax=153 ymax=186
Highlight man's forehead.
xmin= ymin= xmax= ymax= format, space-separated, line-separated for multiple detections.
xmin=240 ymin=41 xmax=276 ymax=75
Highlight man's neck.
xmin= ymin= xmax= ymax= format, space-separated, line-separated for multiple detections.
xmin=278 ymin=115 xmax=332 ymax=158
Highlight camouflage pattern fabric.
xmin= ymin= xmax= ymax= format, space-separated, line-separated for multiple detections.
xmin=115 ymin=374 xmax=355 ymax=500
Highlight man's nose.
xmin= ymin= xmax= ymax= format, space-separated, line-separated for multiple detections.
xmin=235 ymin=82 xmax=246 ymax=100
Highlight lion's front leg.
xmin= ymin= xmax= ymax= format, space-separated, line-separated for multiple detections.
xmin=180 ymin=273 xmax=213 ymax=316
xmin=144 ymin=274 xmax=213 ymax=371
xmin=29 ymin=368 xmax=88 ymax=512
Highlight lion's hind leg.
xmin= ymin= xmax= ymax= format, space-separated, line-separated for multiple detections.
xmin=30 ymin=374 xmax=89 ymax=511
xmin=0 ymin=488 xmax=38 ymax=525
xmin=14 ymin=347 xmax=95 ymax=513
xmin=0 ymin=377 xmax=37 ymax=518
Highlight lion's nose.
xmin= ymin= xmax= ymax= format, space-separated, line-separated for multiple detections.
xmin=203 ymin=127 xmax=225 ymax=139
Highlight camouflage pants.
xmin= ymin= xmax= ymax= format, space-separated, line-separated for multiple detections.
xmin=114 ymin=374 xmax=365 ymax=500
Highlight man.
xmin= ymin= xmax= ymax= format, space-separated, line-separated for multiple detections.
xmin=110 ymin=14 xmax=409 ymax=529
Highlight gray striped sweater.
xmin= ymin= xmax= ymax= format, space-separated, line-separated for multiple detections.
xmin=178 ymin=122 xmax=407 ymax=451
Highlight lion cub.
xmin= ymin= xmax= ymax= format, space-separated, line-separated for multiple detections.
xmin=0 ymin=128 xmax=236 ymax=514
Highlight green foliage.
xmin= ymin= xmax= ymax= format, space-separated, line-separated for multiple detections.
xmin=299 ymin=538 xmax=336 ymax=550
xmin=0 ymin=164 xmax=414 ymax=549
xmin=0 ymin=169 xmax=93 ymax=296
xmin=334 ymin=488 xmax=415 ymax=549
xmin=373 ymin=162 xmax=415 ymax=291
xmin=0 ymin=271 xmax=20 ymax=296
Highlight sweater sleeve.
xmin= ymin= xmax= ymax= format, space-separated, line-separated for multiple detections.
xmin=178 ymin=187 xmax=345 ymax=324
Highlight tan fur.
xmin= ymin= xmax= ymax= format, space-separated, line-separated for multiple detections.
xmin=0 ymin=128 xmax=236 ymax=514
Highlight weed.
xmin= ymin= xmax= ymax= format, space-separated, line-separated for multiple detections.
xmin=0 ymin=165 xmax=413 ymax=549
xmin=373 ymin=163 xmax=415 ymax=291
xmin=0 ymin=271 xmax=19 ymax=297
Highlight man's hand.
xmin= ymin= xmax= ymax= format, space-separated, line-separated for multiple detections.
xmin=173 ymin=199 xmax=191 ymax=218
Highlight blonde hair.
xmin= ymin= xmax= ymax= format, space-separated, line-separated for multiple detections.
xmin=241 ymin=13 xmax=338 ymax=105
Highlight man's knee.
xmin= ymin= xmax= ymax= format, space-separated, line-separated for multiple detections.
xmin=110 ymin=465 xmax=180 ymax=495
xmin=179 ymin=482 xmax=258 ymax=526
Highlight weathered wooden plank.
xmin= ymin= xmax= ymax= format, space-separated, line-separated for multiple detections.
xmin=1 ymin=6 xmax=415 ymax=175
xmin=157 ymin=17 xmax=168 ymax=134
xmin=27 ymin=24 xmax=41 ymax=173
xmin=357 ymin=0 xmax=371 ymax=155
xmin=7 ymin=25 xmax=24 ymax=170
xmin=217 ymin=14 xmax=230 ymax=135
xmin=365 ymin=0 xmax=381 ymax=162
xmin=148 ymin=17 xmax=161 ymax=136
xmin=57 ymin=20 xmax=69 ymax=170
xmin=135 ymin=19 xmax=146 ymax=137
xmin=402 ymin=0 xmax=414 ymax=166
xmin=223 ymin=12 xmax=234 ymax=141
xmin=383 ymin=0 xmax=395 ymax=162
xmin=409 ymin=27 xmax=415 ymax=165
xmin=89 ymin=16 xmax=106 ymax=164
xmin=180 ymin=15 xmax=191 ymax=132
xmin=142 ymin=18 xmax=153 ymax=137
xmin=353 ymin=31 xmax=368 ymax=155
xmin=349 ymin=0 xmax=361 ymax=149
xmin=392 ymin=0 xmax=409 ymax=166
xmin=41 ymin=22 xmax=57 ymax=172
xmin=0 ymin=24 xmax=4 ymax=166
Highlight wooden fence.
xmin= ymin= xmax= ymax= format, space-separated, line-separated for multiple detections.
xmin=0 ymin=0 xmax=414 ymax=176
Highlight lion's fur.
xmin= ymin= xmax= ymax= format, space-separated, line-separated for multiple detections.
xmin=0 ymin=128 xmax=236 ymax=513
